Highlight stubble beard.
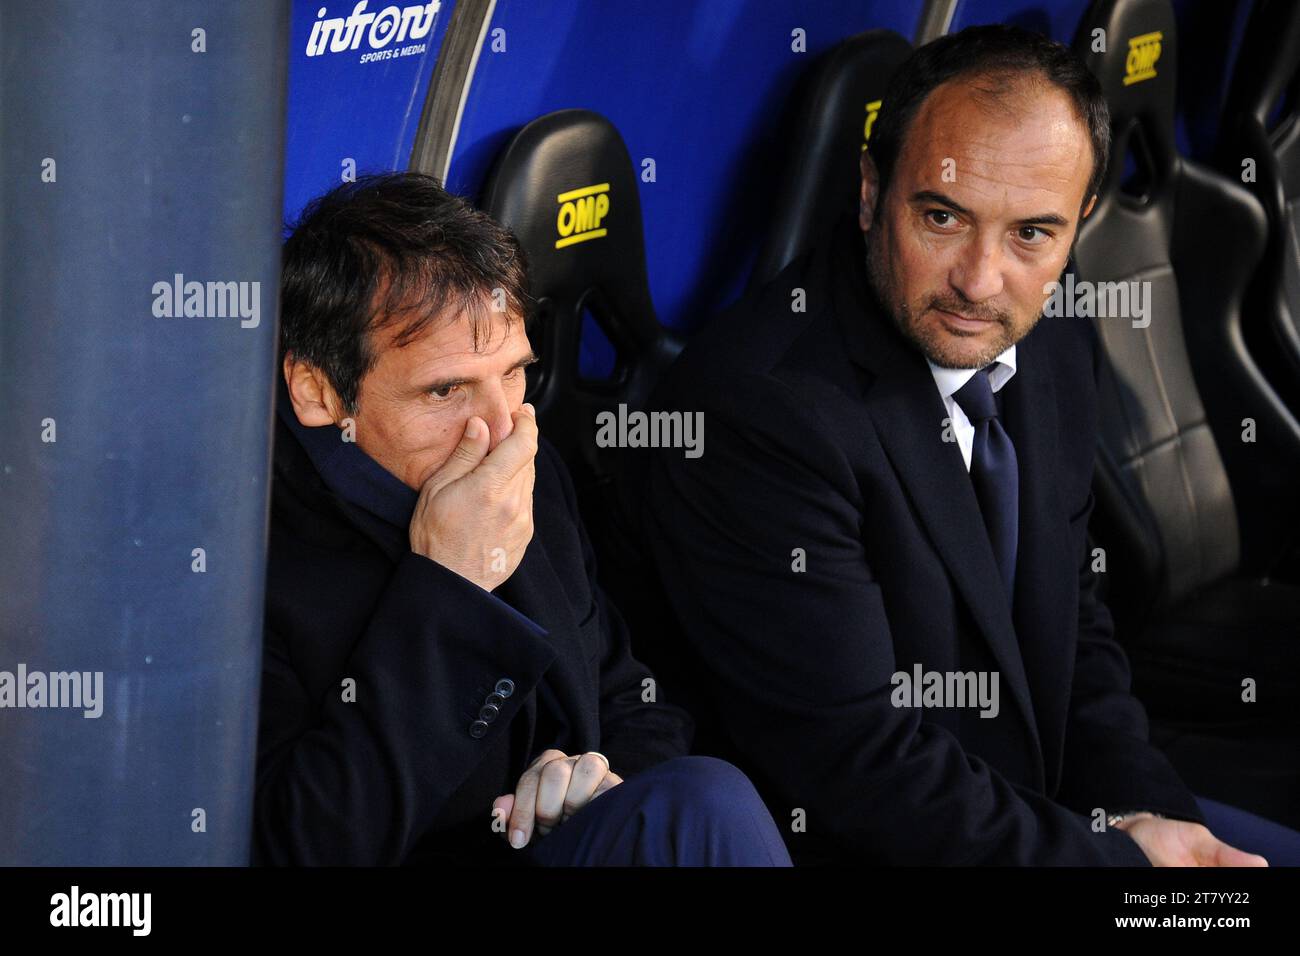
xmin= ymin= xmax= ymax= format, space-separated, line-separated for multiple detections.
xmin=863 ymin=222 xmax=1030 ymax=370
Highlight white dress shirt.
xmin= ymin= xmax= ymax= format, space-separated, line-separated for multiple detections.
xmin=926 ymin=345 xmax=1017 ymax=471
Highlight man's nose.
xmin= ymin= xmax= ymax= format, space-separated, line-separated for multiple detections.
xmin=478 ymin=386 xmax=515 ymax=452
xmin=948 ymin=232 xmax=1005 ymax=304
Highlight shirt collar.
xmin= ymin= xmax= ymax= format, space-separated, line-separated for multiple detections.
xmin=276 ymin=375 xmax=418 ymax=531
xmin=926 ymin=343 xmax=1018 ymax=402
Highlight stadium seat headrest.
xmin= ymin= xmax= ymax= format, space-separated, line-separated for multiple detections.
xmin=1073 ymin=0 xmax=1179 ymax=195
xmin=1224 ymin=0 xmax=1300 ymax=127
xmin=753 ymin=29 xmax=912 ymax=286
xmin=480 ymin=108 xmax=654 ymax=319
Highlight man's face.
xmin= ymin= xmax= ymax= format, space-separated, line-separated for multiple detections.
xmin=862 ymin=74 xmax=1096 ymax=369
xmin=344 ymin=300 xmax=535 ymax=491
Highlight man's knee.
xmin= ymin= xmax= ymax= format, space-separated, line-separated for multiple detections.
xmin=650 ymin=755 xmax=768 ymax=819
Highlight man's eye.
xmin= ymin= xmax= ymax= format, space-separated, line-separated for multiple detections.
xmin=1017 ymin=225 xmax=1050 ymax=244
xmin=927 ymin=210 xmax=957 ymax=228
xmin=429 ymin=384 xmax=459 ymax=400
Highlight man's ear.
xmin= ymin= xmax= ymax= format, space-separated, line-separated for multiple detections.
xmin=859 ymin=149 xmax=882 ymax=233
xmin=1081 ymin=193 xmax=1098 ymax=220
xmin=283 ymin=355 xmax=343 ymax=427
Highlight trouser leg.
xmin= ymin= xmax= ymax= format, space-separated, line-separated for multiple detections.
xmin=525 ymin=755 xmax=792 ymax=866
xmin=1195 ymin=795 xmax=1300 ymax=866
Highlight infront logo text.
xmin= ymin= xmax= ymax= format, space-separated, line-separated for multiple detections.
xmin=306 ymin=2 xmax=441 ymax=58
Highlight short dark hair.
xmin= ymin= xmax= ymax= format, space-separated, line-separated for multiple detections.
xmin=280 ymin=172 xmax=530 ymax=413
xmin=869 ymin=24 xmax=1110 ymax=208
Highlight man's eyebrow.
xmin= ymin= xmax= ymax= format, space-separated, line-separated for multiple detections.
xmin=421 ymin=351 xmax=539 ymax=391
xmin=1015 ymin=212 xmax=1070 ymax=228
xmin=909 ymin=190 xmax=1070 ymax=228
xmin=910 ymin=190 xmax=973 ymax=218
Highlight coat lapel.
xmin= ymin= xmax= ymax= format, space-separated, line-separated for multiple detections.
xmin=999 ymin=326 xmax=1073 ymax=792
xmin=826 ymin=216 xmax=1043 ymax=776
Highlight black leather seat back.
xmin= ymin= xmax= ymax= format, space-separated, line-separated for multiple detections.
xmin=750 ymin=29 xmax=912 ymax=288
xmin=480 ymin=109 xmax=681 ymax=492
xmin=1070 ymin=0 xmax=1283 ymax=614
xmin=1218 ymin=0 xmax=1300 ymax=416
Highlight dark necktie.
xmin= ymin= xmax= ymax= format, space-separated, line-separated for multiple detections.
xmin=953 ymin=366 xmax=1019 ymax=603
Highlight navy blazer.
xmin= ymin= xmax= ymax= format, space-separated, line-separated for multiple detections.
xmin=639 ymin=211 xmax=1203 ymax=865
xmin=253 ymin=412 xmax=693 ymax=865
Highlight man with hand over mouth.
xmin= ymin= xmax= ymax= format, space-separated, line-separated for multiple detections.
xmin=254 ymin=173 xmax=789 ymax=867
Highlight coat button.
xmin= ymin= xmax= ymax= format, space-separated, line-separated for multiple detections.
xmin=479 ymin=703 xmax=500 ymax=722
xmin=485 ymin=692 xmax=505 ymax=707
xmin=494 ymin=678 xmax=515 ymax=698
xmin=469 ymin=720 xmax=489 ymax=739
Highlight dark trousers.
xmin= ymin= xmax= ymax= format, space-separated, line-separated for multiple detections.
xmin=1197 ymin=796 xmax=1300 ymax=867
xmin=522 ymin=759 xmax=1299 ymax=866
xmin=524 ymin=755 xmax=792 ymax=866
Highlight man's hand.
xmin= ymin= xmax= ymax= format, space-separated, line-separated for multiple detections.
xmin=492 ymin=749 xmax=624 ymax=849
xmin=409 ymin=404 xmax=537 ymax=591
xmin=1117 ymin=813 xmax=1268 ymax=867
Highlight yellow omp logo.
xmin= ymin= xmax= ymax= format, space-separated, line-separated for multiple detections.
xmin=555 ymin=183 xmax=610 ymax=249
xmin=1124 ymin=31 xmax=1162 ymax=86
xmin=862 ymin=99 xmax=882 ymax=152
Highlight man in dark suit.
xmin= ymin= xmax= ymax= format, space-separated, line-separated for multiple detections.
xmin=640 ymin=26 xmax=1291 ymax=865
xmin=253 ymin=172 xmax=790 ymax=866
